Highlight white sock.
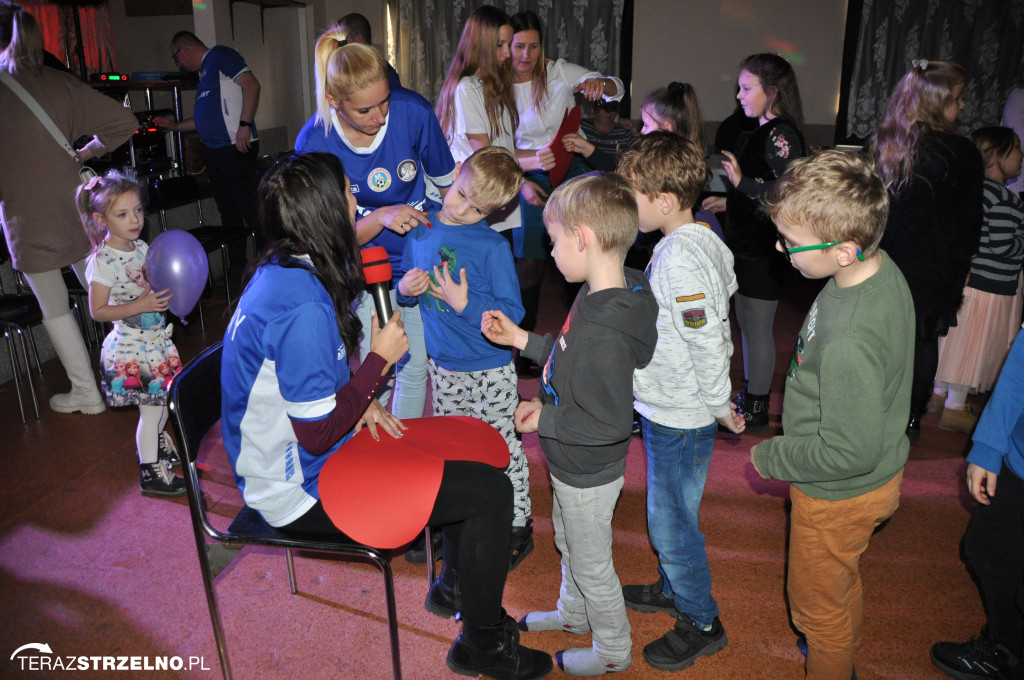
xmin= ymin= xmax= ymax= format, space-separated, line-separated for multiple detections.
xmin=946 ymin=384 xmax=969 ymax=410
xmin=520 ymin=610 xmax=589 ymax=634
xmin=557 ymin=647 xmax=631 ymax=676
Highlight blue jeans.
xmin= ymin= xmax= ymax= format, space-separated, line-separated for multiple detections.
xmin=642 ymin=417 xmax=719 ymax=627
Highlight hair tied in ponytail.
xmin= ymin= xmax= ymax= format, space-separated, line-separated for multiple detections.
xmin=912 ymin=58 xmax=929 ymax=70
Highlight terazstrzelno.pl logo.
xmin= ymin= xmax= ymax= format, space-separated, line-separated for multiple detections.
xmin=10 ymin=643 xmax=210 ymax=671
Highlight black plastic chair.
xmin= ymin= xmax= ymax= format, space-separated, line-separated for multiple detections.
xmin=0 ymin=267 xmax=43 ymax=423
xmin=168 ymin=342 xmax=404 ymax=680
xmin=151 ymin=175 xmax=255 ymax=306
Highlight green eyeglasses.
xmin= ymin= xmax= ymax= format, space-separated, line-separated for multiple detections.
xmin=776 ymin=230 xmax=865 ymax=263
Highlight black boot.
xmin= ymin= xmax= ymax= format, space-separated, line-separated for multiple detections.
xmin=743 ymin=392 xmax=770 ymax=434
xmin=447 ymin=611 xmax=553 ymax=680
xmin=906 ymin=396 xmax=927 ymax=444
xmin=425 ymin=564 xmax=461 ymax=619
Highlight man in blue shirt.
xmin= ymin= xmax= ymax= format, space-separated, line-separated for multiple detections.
xmin=155 ymin=31 xmax=262 ymax=255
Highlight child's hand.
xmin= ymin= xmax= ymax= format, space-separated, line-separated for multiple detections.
xmin=370 ymin=309 xmax=409 ymax=371
xmin=428 ymin=265 xmax=468 ymax=313
xmin=720 ymin=151 xmax=743 ymax=188
xmin=135 ymin=285 xmax=172 ymax=313
xmin=514 ymin=398 xmax=543 ymax=433
xmin=966 ymin=462 xmax=998 ymax=505
xmin=562 ymin=133 xmax=594 ymax=157
xmin=398 ymin=268 xmax=431 ymax=298
xmin=749 ymin=443 xmax=770 ymax=480
xmin=717 ymin=403 xmax=746 ymax=434
xmin=481 ymin=310 xmax=528 ymax=350
xmin=521 ymin=180 xmax=548 ymax=208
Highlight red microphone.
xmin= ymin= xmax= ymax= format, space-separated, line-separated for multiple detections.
xmin=360 ymin=246 xmax=393 ymax=327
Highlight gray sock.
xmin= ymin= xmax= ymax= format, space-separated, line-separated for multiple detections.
xmin=519 ymin=610 xmax=590 ymax=634
xmin=556 ymin=647 xmax=631 ymax=676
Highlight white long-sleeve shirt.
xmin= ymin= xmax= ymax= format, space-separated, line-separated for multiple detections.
xmin=513 ymin=58 xmax=623 ymax=151
xmin=633 ymin=223 xmax=739 ymax=429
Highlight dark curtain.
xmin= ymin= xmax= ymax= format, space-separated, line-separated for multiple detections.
xmin=23 ymin=0 xmax=117 ymax=78
xmin=845 ymin=0 xmax=1024 ymax=139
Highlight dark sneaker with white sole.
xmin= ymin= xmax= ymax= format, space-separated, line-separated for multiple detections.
xmin=931 ymin=629 xmax=1021 ymax=680
xmin=140 ymin=462 xmax=185 ymax=497
xmin=642 ymin=614 xmax=727 ymax=671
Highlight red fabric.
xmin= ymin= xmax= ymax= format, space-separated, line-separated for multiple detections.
xmin=318 ymin=416 xmax=511 ymax=548
xmin=23 ymin=0 xmax=116 ymax=74
xmin=549 ymin=106 xmax=582 ymax=186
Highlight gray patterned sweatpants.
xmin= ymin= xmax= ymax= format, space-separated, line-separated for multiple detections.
xmin=427 ymin=359 xmax=531 ymax=525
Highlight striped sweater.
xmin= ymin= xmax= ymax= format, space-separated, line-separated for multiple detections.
xmin=967 ymin=178 xmax=1024 ymax=295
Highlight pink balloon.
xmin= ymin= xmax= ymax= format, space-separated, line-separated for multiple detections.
xmin=146 ymin=230 xmax=208 ymax=321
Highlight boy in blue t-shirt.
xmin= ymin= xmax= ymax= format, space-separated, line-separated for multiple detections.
xmin=396 ymin=146 xmax=532 ymax=584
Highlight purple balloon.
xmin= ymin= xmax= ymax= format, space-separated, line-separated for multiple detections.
xmin=146 ymin=230 xmax=208 ymax=322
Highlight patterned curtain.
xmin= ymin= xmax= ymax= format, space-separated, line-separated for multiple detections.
xmin=389 ymin=0 xmax=625 ymax=104
xmin=846 ymin=0 xmax=1024 ymax=139
xmin=23 ymin=0 xmax=117 ymax=76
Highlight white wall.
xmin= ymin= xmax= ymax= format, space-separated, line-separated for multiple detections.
xmin=632 ymin=0 xmax=848 ymax=140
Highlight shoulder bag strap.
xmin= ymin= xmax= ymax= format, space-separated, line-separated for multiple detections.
xmin=0 ymin=70 xmax=79 ymax=159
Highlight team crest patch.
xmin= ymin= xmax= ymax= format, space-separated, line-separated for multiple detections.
xmin=368 ymin=168 xmax=392 ymax=192
xmin=676 ymin=293 xmax=706 ymax=303
xmin=397 ymin=159 xmax=418 ymax=182
xmin=682 ymin=308 xmax=707 ymax=328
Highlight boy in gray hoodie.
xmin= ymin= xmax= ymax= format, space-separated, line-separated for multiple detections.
xmin=482 ymin=172 xmax=659 ymax=677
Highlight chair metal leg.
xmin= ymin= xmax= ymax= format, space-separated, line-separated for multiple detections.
xmin=3 ymin=330 xmax=26 ymax=424
xmin=372 ymin=554 xmax=402 ymax=680
xmin=285 ymin=548 xmax=297 ymax=595
xmin=425 ymin=527 xmax=437 ymax=584
xmin=191 ymin=531 xmax=234 ymax=680
xmin=15 ymin=328 xmax=39 ymax=419
xmin=25 ymin=326 xmax=42 ymax=375
xmin=219 ymin=245 xmax=232 ymax=306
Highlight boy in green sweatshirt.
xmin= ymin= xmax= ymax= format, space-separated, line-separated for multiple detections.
xmin=750 ymin=150 xmax=914 ymax=680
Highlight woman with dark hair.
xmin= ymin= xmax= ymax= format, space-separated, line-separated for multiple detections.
xmin=1 ymin=1 xmax=137 ymax=415
xmin=872 ymin=59 xmax=984 ymax=442
xmin=702 ymin=53 xmax=806 ymax=432
xmin=221 ymin=152 xmax=552 ymax=680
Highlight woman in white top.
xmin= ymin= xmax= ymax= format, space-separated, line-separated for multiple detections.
xmin=509 ymin=9 xmax=623 ymax=333
xmin=435 ymin=5 xmax=520 ymax=232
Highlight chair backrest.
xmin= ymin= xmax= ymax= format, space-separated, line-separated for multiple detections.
xmin=168 ymin=341 xmax=228 ymax=540
xmin=153 ymin=175 xmax=201 ymax=211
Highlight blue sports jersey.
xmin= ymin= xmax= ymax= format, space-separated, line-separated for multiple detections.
xmin=221 ymin=260 xmax=351 ymax=527
xmin=194 ymin=46 xmax=259 ymax=149
xmin=397 ymin=210 xmax=524 ymax=372
xmin=294 ymin=87 xmax=456 ymax=278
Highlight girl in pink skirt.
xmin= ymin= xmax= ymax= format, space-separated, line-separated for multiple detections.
xmin=933 ymin=126 xmax=1024 ymax=432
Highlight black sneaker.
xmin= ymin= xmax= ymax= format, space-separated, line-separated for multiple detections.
xmin=642 ymin=615 xmax=727 ymax=671
xmin=931 ymin=629 xmax=1020 ymax=680
xmin=404 ymin=529 xmax=442 ymax=564
xmin=158 ymin=431 xmax=181 ymax=468
xmin=140 ymin=462 xmax=186 ymax=497
xmin=509 ymin=519 xmax=534 ymax=572
xmin=622 ymin=575 xmax=677 ymax=615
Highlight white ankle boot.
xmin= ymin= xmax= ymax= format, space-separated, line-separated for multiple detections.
xmin=42 ymin=313 xmax=106 ymax=414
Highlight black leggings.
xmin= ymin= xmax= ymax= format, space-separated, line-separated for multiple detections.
xmin=281 ymin=460 xmax=513 ymax=626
